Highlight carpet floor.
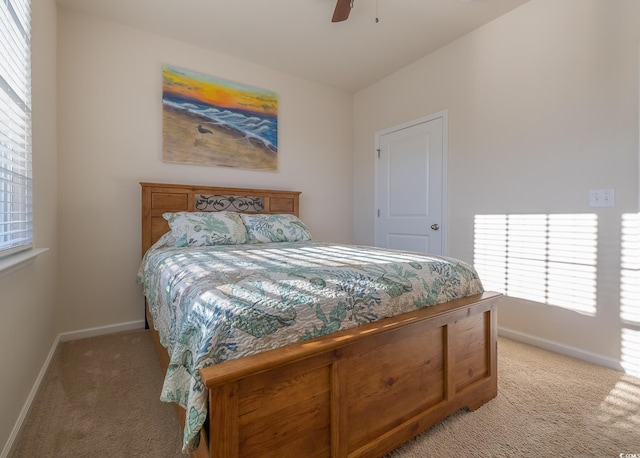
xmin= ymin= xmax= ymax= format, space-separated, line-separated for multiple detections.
xmin=10 ymin=330 xmax=640 ymax=457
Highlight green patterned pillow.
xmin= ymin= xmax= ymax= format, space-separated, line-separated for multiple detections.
xmin=163 ymin=211 xmax=248 ymax=247
xmin=241 ymin=213 xmax=311 ymax=243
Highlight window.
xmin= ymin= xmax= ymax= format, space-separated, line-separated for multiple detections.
xmin=0 ymin=0 xmax=32 ymax=257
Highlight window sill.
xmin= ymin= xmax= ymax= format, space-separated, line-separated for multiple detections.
xmin=0 ymin=248 xmax=49 ymax=279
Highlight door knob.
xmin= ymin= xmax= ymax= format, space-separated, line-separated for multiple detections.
xmin=431 ymin=224 xmax=439 ymax=231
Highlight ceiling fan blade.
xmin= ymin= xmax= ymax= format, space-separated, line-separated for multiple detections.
xmin=332 ymin=0 xmax=352 ymax=22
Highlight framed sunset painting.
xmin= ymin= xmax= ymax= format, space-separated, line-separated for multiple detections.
xmin=162 ymin=65 xmax=278 ymax=171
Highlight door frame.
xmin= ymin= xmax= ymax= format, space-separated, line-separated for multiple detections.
xmin=374 ymin=110 xmax=448 ymax=255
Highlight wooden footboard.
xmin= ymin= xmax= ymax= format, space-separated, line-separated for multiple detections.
xmin=180 ymin=291 xmax=500 ymax=458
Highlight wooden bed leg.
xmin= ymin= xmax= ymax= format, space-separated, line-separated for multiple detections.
xmin=464 ymin=305 xmax=499 ymax=412
xmin=209 ymin=382 xmax=239 ymax=458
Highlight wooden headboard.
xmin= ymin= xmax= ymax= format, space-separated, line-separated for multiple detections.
xmin=141 ymin=182 xmax=301 ymax=256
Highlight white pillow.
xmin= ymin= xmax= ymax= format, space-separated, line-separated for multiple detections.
xmin=163 ymin=211 xmax=247 ymax=247
xmin=240 ymin=213 xmax=311 ymax=243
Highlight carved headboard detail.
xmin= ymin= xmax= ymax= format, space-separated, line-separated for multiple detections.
xmin=194 ymin=195 xmax=265 ymax=212
xmin=141 ymin=182 xmax=301 ymax=256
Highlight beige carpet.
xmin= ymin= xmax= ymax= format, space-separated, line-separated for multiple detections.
xmin=10 ymin=330 xmax=640 ymax=457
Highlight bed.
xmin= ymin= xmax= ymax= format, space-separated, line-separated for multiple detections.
xmin=138 ymin=182 xmax=500 ymax=458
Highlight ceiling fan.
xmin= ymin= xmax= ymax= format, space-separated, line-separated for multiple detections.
xmin=332 ymin=0 xmax=354 ymax=22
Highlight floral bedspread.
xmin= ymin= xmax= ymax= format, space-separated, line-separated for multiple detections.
xmin=137 ymin=239 xmax=484 ymax=452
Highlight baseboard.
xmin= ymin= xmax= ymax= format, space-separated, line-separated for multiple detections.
xmin=1 ymin=320 xmax=146 ymax=457
xmin=59 ymin=320 xmax=145 ymax=342
xmin=1 ymin=333 xmax=60 ymax=458
xmin=498 ymin=326 xmax=628 ymax=374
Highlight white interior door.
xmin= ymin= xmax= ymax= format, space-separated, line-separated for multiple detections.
xmin=375 ymin=114 xmax=445 ymax=255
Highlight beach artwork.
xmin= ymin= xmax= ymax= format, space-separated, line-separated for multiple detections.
xmin=162 ymin=65 xmax=278 ymax=171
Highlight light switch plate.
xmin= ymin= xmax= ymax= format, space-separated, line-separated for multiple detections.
xmin=589 ymin=189 xmax=615 ymax=207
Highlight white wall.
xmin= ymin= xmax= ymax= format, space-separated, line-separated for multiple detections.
xmin=56 ymin=8 xmax=354 ymax=333
xmin=0 ymin=0 xmax=59 ymax=453
xmin=354 ymin=0 xmax=640 ymax=368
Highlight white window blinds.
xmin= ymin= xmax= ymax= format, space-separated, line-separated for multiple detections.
xmin=0 ymin=0 xmax=32 ymax=256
